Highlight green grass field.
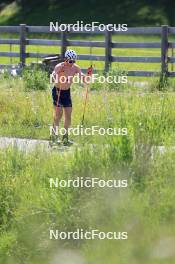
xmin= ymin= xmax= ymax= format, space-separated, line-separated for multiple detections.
xmin=0 ymin=72 xmax=175 ymax=145
xmin=0 ymin=43 xmax=175 ymax=263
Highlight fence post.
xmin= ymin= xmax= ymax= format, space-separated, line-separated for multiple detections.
xmin=19 ymin=24 xmax=26 ymax=67
xmin=105 ymin=27 xmax=112 ymax=72
xmin=60 ymin=30 xmax=67 ymax=59
xmin=161 ymin=25 xmax=169 ymax=78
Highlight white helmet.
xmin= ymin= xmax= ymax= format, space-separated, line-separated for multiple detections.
xmin=65 ymin=49 xmax=77 ymax=60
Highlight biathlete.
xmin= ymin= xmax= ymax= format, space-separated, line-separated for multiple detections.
xmin=51 ymin=49 xmax=87 ymax=145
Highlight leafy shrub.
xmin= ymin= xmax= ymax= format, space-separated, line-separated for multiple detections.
xmin=22 ymin=66 xmax=49 ymax=91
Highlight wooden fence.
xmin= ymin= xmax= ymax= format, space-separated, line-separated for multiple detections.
xmin=0 ymin=24 xmax=175 ymax=77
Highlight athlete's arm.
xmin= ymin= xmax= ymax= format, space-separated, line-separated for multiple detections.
xmin=53 ymin=64 xmax=63 ymax=76
xmin=51 ymin=64 xmax=64 ymax=84
xmin=75 ymin=65 xmax=91 ymax=84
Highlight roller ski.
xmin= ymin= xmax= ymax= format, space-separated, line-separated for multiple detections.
xmin=49 ymin=131 xmax=61 ymax=148
xmin=62 ymin=134 xmax=74 ymax=147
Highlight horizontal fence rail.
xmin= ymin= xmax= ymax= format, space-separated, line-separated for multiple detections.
xmin=0 ymin=24 xmax=175 ymax=77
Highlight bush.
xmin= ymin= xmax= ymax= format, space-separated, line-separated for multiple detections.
xmin=105 ymin=66 xmax=128 ymax=91
xmin=22 ymin=66 xmax=49 ymax=91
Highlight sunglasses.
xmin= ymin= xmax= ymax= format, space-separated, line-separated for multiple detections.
xmin=68 ymin=60 xmax=75 ymax=64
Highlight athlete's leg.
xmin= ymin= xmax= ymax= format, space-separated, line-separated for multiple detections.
xmin=52 ymin=86 xmax=63 ymax=128
xmin=63 ymin=107 xmax=72 ymax=131
xmin=62 ymin=107 xmax=72 ymax=144
xmin=53 ymin=106 xmax=63 ymax=128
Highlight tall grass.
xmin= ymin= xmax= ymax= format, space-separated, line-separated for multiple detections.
xmin=0 ymin=144 xmax=175 ymax=264
xmin=0 ymin=69 xmax=175 ymax=145
xmin=0 ymin=69 xmax=175 ymax=264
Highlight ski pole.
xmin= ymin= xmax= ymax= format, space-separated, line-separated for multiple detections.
xmin=81 ymin=65 xmax=93 ymax=126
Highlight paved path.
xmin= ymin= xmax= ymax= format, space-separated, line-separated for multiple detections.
xmin=0 ymin=136 xmax=75 ymax=154
xmin=0 ymin=136 xmax=174 ymax=156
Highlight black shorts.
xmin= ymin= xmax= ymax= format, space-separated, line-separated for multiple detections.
xmin=52 ymin=87 xmax=72 ymax=107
